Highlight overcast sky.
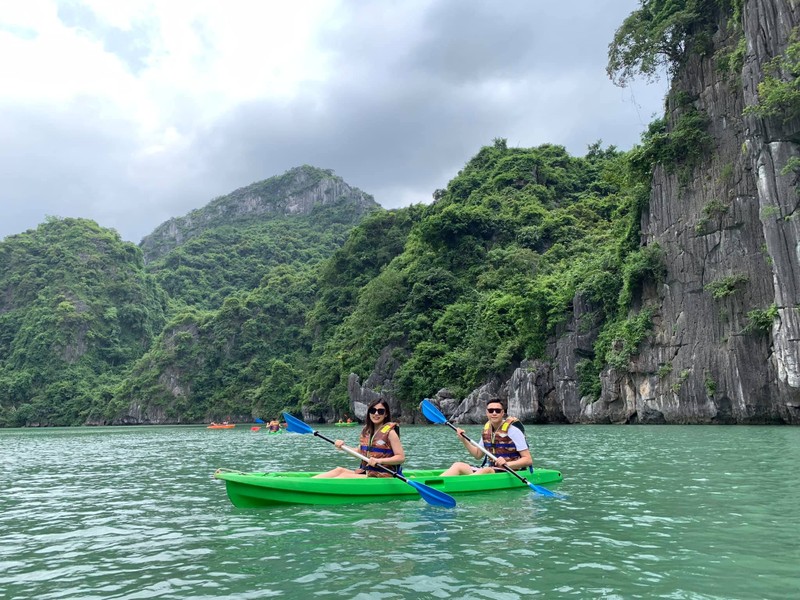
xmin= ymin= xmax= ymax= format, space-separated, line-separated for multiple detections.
xmin=0 ymin=0 xmax=666 ymax=244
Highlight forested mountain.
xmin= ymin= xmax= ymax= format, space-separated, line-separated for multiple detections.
xmin=0 ymin=167 xmax=379 ymax=426
xmin=140 ymin=165 xmax=377 ymax=263
xmin=111 ymin=140 xmax=642 ymax=424
xmin=305 ymin=140 xmax=650 ymax=420
xmin=111 ymin=207 xmax=424 ymax=423
xmin=0 ymin=218 xmax=167 ymax=426
xmin=144 ymin=165 xmax=380 ymax=310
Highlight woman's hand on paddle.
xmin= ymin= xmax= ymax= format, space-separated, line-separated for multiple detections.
xmin=493 ymin=456 xmax=508 ymax=468
xmin=366 ymin=456 xmax=381 ymax=467
xmin=334 ymin=439 xmax=345 ymax=449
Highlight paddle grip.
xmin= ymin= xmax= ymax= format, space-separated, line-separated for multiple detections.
xmin=444 ymin=421 xmax=481 ymax=448
xmin=313 ymin=430 xmax=338 ymax=445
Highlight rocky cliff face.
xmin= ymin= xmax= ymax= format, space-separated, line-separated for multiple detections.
xmin=607 ymin=0 xmax=800 ymax=425
xmin=140 ymin=165 xmax=379 ymax=262
xmin=350 ymin=0 xmax=800 ymax=425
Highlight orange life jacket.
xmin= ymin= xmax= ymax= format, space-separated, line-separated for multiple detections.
xmin=482 ymin=417 xmax=523 ymax=466
xmin=359 ymin=422 xmax=399 ymax=478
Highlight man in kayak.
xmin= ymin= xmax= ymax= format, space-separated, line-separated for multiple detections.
xmin=440 ymin=398 xmax=532 ymax=476
xmin=268 ymin=419 xmax=281 ymax=432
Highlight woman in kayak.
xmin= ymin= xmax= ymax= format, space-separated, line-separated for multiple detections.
xmin=268 ymin=419 xmax=281 ymax=432
xmin=313 ymin=398 xmax=405 ymax=478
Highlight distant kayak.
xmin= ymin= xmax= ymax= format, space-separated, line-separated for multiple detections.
xmin=334 ymin=422 xmax=358 ymax=427
xmin=208 ymin=423 xmax=235 ymax=429
xmin=266 ymin=429 xmax=285 ymax=435
xmin=214 ymin=468 xmax=563 ymax=507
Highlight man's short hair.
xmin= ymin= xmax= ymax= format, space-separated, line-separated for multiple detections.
xmin=486 ymin=397 xmax=507 ymax=411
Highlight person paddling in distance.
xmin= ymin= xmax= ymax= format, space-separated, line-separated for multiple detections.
xmin=312 ymin=398 xmax=405 ymax=478
xmin=440 ymin=398 xmax=532 ymax=476
xmin=267 ymin=418 xmax=281 ymax=432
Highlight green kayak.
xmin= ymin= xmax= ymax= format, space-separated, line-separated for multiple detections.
xmin=214 ymin=468 xmax=563 ymax=507
xmin=334 ymin=422 xmax=358 ymax=427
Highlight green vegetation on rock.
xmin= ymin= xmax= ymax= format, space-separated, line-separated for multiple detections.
xmin=0 ymin=218 xmax=167 ymax=426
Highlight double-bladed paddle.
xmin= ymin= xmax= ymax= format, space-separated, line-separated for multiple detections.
xmin=420 ymin=399 xmax=565 ymax=499
xmin=282 ymin=412 xmax=456 ymax=508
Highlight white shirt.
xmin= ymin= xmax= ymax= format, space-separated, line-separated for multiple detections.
xmin=478 ymin=424 xmax=528 ymax=452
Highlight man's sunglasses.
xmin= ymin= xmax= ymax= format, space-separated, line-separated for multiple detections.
xmin=486 ymin=407 xmax=504 ymax=414
xmin=368 ymin=407 xmax=386 ymax=415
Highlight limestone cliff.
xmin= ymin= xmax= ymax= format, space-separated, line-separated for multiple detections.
xmin=589 ymin=0 xmax=800 ymax=425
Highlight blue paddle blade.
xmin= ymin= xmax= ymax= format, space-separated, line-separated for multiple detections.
xmin=528 ymin=483 xmax=567 ymax=499
xmin=254 ymin=417 xmax=265 ymax=424
xmin=283 ymin=412 xmax=314 ymax=435
xmin=406 ymin=479 xmax=457 ymax=508
xmin=420 ymin=399 xmax=448 ymax=424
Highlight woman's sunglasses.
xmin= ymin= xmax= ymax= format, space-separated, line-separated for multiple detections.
xmin=486 ymin=407 xmax=504 ymax=414
xmin=368 ymin=407 xmax=386 ymax=415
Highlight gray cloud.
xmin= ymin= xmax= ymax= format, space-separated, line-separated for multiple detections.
xmin=193 ymin=0 xmax=664 ymax=210
xmin=0 ymin=0 xmax=665 ymax=244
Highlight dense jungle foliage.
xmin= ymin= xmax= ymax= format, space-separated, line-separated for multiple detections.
xmin=146 ymin=199 xmax=370 ymax=310
xmin=305 ymin=140 xmax=656 ymax=412
xmin=0 ymin=218 xmax=168 ymax=426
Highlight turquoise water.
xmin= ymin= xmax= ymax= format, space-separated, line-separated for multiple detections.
xmin=1 ymin=424 xmax=799 ymax=599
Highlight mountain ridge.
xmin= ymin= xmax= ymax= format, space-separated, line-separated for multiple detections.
xmin=139 ymin=165 xmax=380 ymax=263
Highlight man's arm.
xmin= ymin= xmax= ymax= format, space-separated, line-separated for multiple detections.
xmin=494 ymin=427 xmax=532 ymax=470
xmin=455 ymin=427 xmax=484 ymax=459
